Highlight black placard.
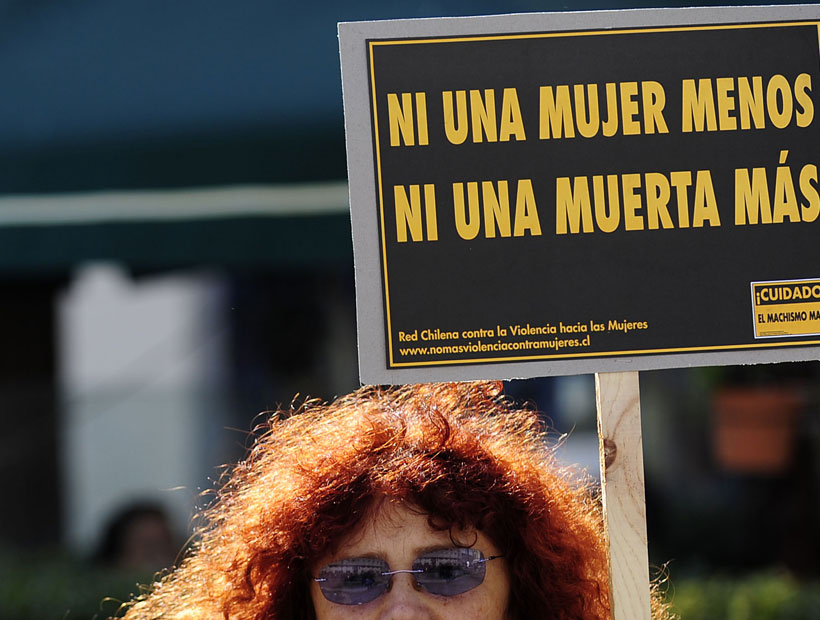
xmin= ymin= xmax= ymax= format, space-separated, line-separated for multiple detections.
xmin=364 ymin=20 xmax=820 ymax=370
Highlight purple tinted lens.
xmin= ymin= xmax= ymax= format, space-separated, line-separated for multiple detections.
xmin=316 ymin=558 xmax=390 ymax=605
xmin=412 ymin=548 xmax=486 ymax=596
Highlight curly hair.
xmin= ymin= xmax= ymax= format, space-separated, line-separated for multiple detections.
xmin=121 ymin=382 xmax=670 ymax=620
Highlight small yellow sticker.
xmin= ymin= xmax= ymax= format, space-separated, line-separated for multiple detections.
xmin=752 ymin=278 xmax=820 ymax=338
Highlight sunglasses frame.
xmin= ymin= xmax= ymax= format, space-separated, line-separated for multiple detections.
xmin=313 ymin=547 xmax=503 ymax=605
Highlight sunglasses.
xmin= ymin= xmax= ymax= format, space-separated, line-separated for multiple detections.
xmin=313 ymin=547 xmax=503 ymax=605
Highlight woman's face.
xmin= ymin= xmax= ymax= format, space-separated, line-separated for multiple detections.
xmin=310 ymin=501 xmax=510 ymax=620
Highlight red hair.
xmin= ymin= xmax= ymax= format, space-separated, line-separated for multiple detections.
xmin=122 ymin=382 xmax=662 ymax=619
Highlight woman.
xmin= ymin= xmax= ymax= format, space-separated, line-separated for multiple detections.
xmin=121 ymin=382 xmax=671 ymax=619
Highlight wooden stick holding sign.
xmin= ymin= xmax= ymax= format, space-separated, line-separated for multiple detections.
xmin=596 ymin=371 xmax=652 ymax=619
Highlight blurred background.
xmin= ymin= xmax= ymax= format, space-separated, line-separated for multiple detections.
xmin=1 ymin=1 xmax=819 ymax=618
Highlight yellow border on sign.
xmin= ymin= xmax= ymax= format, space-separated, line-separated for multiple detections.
xmin=389 ymin=339 xmax=820 ymax=368
xmin=367 ymin=20 xmax=820 ymax=368
xmin=370 ymin=20 xmax=820 ymax=47
xmin=368 ymin=42 xmax=395 ymax=364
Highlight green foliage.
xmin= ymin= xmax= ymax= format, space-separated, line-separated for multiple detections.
xmin=0 ymin=548 xmax=157 ymax=620
xmin=669 ymin=572 xmax=820 ymax=620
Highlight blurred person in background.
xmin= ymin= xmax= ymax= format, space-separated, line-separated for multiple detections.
xmin=95 ymin=502 xmax=178 ymax=573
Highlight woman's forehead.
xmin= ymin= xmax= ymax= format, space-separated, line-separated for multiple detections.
xmin=319 ymin=500 xmax=497 ymax=563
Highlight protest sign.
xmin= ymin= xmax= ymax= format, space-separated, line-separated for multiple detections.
xmin=340 ymin=5 xmax=820 ymax=385
xmin=340 ymin=7 xmax=820 ymax=618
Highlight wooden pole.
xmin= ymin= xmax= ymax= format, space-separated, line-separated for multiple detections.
xmin=595 ymin=371 xmax=652 ymax=620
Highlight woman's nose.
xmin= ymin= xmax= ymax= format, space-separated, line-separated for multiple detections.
xmin=379 ymin=574 xmax=435 ymax=620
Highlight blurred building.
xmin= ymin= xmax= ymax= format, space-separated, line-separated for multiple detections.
xmin=0 ymin=0 xmax=568 ymax=554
